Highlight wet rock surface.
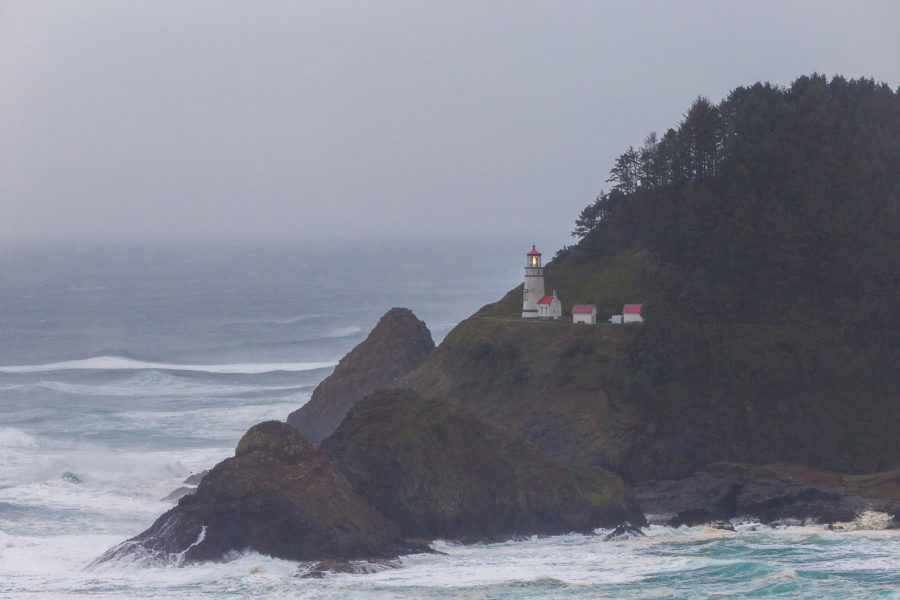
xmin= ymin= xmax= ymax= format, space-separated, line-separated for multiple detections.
xmin=320 ymin=389 xmax=645 ymax=542
xmin=96 ymin=421 xmax=414 ymax=566
xmin=287 ymin=307 xmax=434 ymax=445
xmin=635 ymin=463 xmax=900 ymax=526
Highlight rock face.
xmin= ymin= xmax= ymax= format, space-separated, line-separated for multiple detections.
xmin=320 ymin=389 xmax=644 ymax=542
xmin=96 ymin=421 xmax=410 ymax=566
xmin=400 ymin=315 xmax=900 ymax=485
xmin=288 ymin=308 xmax=434 ymax=445
xmin=635 ymin=463 xmax=900 ymax=526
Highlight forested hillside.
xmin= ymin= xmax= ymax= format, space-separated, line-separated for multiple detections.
xmin=565 ymin=74 xmax=899 ymax=333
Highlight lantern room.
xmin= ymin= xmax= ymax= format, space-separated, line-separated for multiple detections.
xmin=526 ymin=245 xmax=542 ymax=268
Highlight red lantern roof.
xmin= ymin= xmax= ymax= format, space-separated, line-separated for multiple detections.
xmin=623 ymin=304 xmax=643 ymax=314
xmin=537 ymin=295 xmax=554 ymax=305
xmin=526 ymin=245 xmax=541 ymax=255
xmin=572 ymin=304 xmax=596 ymax=314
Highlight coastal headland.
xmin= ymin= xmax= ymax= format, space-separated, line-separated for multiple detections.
xmin=99 ymin=74 xmax=900 ymax=567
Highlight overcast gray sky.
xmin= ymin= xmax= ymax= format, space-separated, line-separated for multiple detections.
xmin=2 ymin=1 xmax=899 ymax=249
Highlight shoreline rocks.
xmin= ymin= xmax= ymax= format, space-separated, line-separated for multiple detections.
xmin=635 ymin=462 xmax=900 ymax=527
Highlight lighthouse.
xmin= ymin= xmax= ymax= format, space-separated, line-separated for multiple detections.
xmin=522 ymin=245 xmax=545 ymax=318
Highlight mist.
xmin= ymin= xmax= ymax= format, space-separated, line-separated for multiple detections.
xmin=2 ymin=1 xmax=898 ymax=252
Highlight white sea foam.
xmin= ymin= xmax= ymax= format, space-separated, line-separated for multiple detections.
xmin=0 ymin=372 xmax=312 ymax=398
xmin=0 ymin=529 xmax=11 ymax=558
xmin=832 ymin=511 xmax=897 ymax=531
xmin=237 ymin=313 xmax=324 ymax=325
xmin=111 ymin=396 xmax=308 ymax=441
xmin=0 ymin=426 xmax=38 ymax=449
xmin=0 ymin=356 xmax=337 ymax=375
xmin=322 ymin=326 xmax=363 ymax=339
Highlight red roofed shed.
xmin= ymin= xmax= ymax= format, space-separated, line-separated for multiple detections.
xmin=622 ymin=303 xmax=643 ymax=323
xmin=572 ymin=304 xmax=597 ymax=325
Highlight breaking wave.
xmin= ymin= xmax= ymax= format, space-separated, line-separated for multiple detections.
xmin=0 ymin=427 xmax=38 ymax=449
xmin=0 ymin=356 xmax=337 ymax=375
xmin=0 ymin=371 xmax=314 ymax=398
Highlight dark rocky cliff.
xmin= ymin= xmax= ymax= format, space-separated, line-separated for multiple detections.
xmin=320 ymin=389 xmax=644 ymax=542
xmin=99 ymin=393 xmax=643 ymax=566
xmin=287 ymin=307 xmax=434 ymax=445
xmin=95 ymin=421 xmax=411 ymax=565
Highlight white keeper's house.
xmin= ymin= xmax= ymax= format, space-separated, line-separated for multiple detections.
xmin=537 ymin=290 xmax=562 ymax=320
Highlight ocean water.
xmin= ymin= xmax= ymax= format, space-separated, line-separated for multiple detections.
xmin=1 ymin=239 xmax=898 ymax=600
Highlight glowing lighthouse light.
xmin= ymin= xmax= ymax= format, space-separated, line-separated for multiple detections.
xmin=522 ymin=245 xmax=545 ymax=318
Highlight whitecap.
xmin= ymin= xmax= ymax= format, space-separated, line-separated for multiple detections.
xmin=0 ymin=427 xmax=38 ymax=449
xmin=0 ymin=356 xmax=337 ymax=375
xmin=247 ymin=313 xmax=325 ymax=325
xmin=323 ymin=326 xmax=363 ymax=339
xmin=0 ymin=372 xmax=312 ymax=398
xmin=0 ymin=530 xmax=11 ymax=558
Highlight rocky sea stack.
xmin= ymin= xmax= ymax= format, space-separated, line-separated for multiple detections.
xmin=95 ymin=421 xmax=410 ymax=566
xmin=98 ymin=388 xmax=643 ymax=566
xmin=287 ymin=307 xmax=434 ymax=445
xmin=320 ymin=389 xmax=644 ymax=542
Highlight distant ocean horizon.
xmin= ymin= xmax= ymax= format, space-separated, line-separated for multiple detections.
xmin=1 ymin=238 xmax=898 ymax=599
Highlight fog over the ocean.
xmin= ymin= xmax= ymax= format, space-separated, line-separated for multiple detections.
xmin=1 ymin=1 xmax=898 ymax=250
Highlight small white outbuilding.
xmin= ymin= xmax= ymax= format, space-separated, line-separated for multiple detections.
xmin=537 ymin=290 xmax=562 ymax=320
xmin=622 ymin=304 xmax=643 ymax=323
xmin=572 ymin=304 xmax=598 ymax=324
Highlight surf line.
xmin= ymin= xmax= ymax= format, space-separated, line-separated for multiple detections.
xmin=0 ymin=356 xmax=338 ymax=375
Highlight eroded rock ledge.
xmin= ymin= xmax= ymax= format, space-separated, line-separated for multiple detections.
xmin=635 ymin=462 xmax=900 ymax=527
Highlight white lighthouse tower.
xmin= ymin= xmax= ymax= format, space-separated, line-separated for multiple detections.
xmin=522 ymin=245 xmax=545 ymax=318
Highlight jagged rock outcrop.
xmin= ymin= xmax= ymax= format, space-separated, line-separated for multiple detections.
xmin=635 ymin=463 xmax=900 ymax=526
xmin=288 ymin=307 xmax=434 ymax=445
xmin=161 ymin=470 xmax=209 ymax=503
xmin=95 ymin=421 xmax=413 ymax=566
xmin=320 ymin=389 xmax=644 ymax=542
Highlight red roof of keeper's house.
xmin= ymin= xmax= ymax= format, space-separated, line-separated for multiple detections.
xmin=572 ymin=304 xmax=596 ymax=314
xmin=526 ymin=245 xmax=541 ymax=255
xmin=537 ymin=295 xmax=554 ymax=305
xmin=623 ymin=304 xmax=643 ymax=314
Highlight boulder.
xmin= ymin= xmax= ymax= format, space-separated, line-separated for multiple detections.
xmin=287 ymin=308 xmax=434 ymax=445
xmin=320 ymin=389 xmax=645 ymax=542
xmin=95 ymin=421 xmax=413 ymax=566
